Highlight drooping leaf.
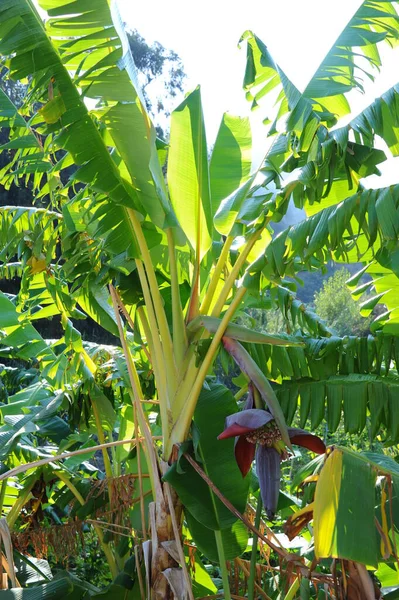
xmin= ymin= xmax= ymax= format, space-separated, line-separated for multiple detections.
xmin=187 ymin=315 xmax=303 ymax=346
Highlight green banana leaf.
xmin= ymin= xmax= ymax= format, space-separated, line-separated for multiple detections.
xmin=210 ymin=113 xmax=252 ymax=213
xmin=185 ymin=509 xmax=248 ymax=562
xmin=0 ymin=578 xmax=73 ymax=599
xmin=167 ymin=87 xmax=213 ymax=260
xmin=164 ymin=383 xmax=250 ymax=529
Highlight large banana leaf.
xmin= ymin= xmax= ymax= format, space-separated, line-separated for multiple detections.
xmin=0 ymin=0 xmax=174 ymax=274
xmin=341 ymin=81 xmax=399 ymax=157
xmin=0 ymin=0 xmax=175 ymax=338
xmin=244 ymin=185 xmax=399 ymax=286
xmin=96 ymin=0 xmax=174 ymax=229
xmin=241 ymin=1 xmax=399 ymax=132
xmin=210 ymin=113 xmax=252 ymax=212
xmin=246 ymin=329 xmax=399 ymax=383
xmin=240 ymin=183 xmax=399 ymax=335
xmin=276 ymin=374 xmax=399 ymax=441
xmin=185 ymin=511 xmax=248 ymax=562
xmin=244 ymin=325 xmax=399 ymax=441
xmin=164 ymin=384 xmax=250 ymax=530
xmin=314 ymin=447 xmax=399 ymax=567
xmin=0 ymin=89 xmax=51 ymax=190
xmin=167 ymin=87 xmax=212 ymax=259
xmin=238 ymin=2 xmax=399 ymax=224
xmin=0 ymin=0 xmax=136 ymax=205
xmin=304 ymin=1 xmax=399 ymax=105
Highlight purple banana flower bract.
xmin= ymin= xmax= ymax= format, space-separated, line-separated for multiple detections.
xmin=218 ymin=405 xmax=326 ymax=519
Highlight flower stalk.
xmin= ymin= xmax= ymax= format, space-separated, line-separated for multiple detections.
xmin=248 ymin=496 xmax=263 ymax=600
xmin=214 ymin=529 xmax=232 ymax=600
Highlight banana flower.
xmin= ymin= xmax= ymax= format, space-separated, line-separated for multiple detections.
xmin=218 ymin=401 xmax=325 ymax=519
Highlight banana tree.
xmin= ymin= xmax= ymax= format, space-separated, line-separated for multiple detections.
xmin=0 ymin=0 xmax=399 ymax=598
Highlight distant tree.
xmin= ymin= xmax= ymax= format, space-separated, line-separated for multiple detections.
xmin=0 ymin=69 xmax=25 ymax=107
xmin=314 ymin=268 xmax=371 ymax=337
xmin=127 ymin=29 xmax=186 ymax=137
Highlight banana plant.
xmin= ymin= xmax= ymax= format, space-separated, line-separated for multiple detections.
xmin=0 ymin=0 xmax=399 ymax=598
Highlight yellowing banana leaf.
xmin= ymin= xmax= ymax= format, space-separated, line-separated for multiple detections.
xmin=314 ymin=448 xmax=379 ymax=567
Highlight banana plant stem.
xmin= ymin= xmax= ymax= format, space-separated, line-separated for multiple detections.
xmin=164 ymin=480 xmax=195 ymax=600
xmin=135 ymin=262 xmax=170 ymax=409
xmin=91 ymin=393 xmax=114 ymax=513
xmin=166 ymin=227 xmax=187 ymax=366
xmin=0 ymin=479 xmax=7 ymax=517
xmin=110 ymin=286 xmax=163 ymax=502
xmin=113 ymin=292 xmax=151 ymax=363
xmin=214 ymin=529 xmax=232 ymax=600
xmin=127 ymin=208 xmax=176 ymax=376
xmin=234 ymin=384 xmax=249 ymax=401
xmin=248 ymin=497 xmax=263 ymax=600
xmin=187 ymin=286 xmax=246 ymax=395
xmin=200 ymin=235 xmax=234 ymax=315
xmin=134 ymin=545 xmax=146 ymax=600
xmin=186 ymin=259 xmax=200 ymax=322
xmin=168 ymin=287 xmax=246 ymax=454
xmin=128 ymin=275 xmax=170 ymax=446
xmin=136 ymin=306 xmax=157 ymax=371
xmin=283 ymin=577 xmax=300 ymax=600
xmin=211 ymin=228 xmax=264 ymax=318
xmin=134 ymin=404 xmax=147 ymax=541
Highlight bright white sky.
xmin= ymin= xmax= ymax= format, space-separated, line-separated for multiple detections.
xmin=119 ymin=0 xmax=399 ymax=184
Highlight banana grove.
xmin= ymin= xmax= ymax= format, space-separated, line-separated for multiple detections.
xmin=0 ymin=0 xmax=398 ymax=598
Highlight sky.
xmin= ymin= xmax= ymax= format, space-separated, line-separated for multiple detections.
xmin=119 ymin=0 xmax=399 ymax=185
